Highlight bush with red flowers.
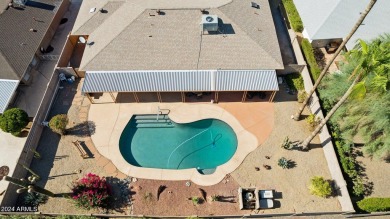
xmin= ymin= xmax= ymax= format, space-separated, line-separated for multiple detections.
xmin=71 ymin=173 xmax=111 ymax=209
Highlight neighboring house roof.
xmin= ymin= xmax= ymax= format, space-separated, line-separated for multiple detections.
xmin=0 ymin=80 xmax=19 ymax=113
xmin=294 ymin=0 xmax=390 ymax=49
xmin=73 ymin=0 xmax=284 ymax=71
xmin=82 ymin=70 xmax=279 ymax=93
xmin=0 ymin=0 xmax=61 ymax=80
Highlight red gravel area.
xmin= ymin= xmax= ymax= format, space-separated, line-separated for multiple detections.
xmin=131 ymin=175 xmax=251 ymax=216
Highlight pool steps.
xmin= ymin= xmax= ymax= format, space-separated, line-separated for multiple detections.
xmin=133 ymin=114 xmax=174 ymax=128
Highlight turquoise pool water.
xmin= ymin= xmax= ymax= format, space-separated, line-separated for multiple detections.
xmin=119 ymin=115 xmax=237 ymax=171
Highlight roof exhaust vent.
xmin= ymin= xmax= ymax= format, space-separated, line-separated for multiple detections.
xmin=251 ymin=2 xmax=259 ymax=9
xmin=202 ymin=15 xmax=218 ymax=32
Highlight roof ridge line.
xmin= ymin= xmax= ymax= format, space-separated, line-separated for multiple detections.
xmin=81 ymin=3 xmax=145 ymax=70
xmin=216 ymin=9 xmax=283 ymax=67
xmin=0 ymin=49 xmax=19 ymax=80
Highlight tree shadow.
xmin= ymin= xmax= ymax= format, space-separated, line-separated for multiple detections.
xmin=48 ymin=172 xmax=77 ymax=180
xmin=66 ymin=121 xmax=96 ymax=137
xmin=54 ymin=155 xmax=69 ymax=160
xmin=217 ymin=195 xmax=236 ymax=203
xmin=105 ymin=176 xmax=132 ymax=212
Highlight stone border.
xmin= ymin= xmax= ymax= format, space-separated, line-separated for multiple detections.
xmin=89 ymin=102 xmax=258 ymax=186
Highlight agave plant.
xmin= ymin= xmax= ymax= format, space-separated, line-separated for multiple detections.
xmin=278 ymin=157 xmax=289 ymax=169
xmin=281 ymin=136 xmax=293 ymax=150
xmin=24 ymin=192 xmax=48 ymax=207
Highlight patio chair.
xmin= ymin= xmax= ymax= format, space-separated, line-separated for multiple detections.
xmin=260 ymin=190 xmax=274 ymax=199
xmin=259 ymin=199 xmax=274 ymax=209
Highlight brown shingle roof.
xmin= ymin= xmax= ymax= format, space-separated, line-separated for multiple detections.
xmin=76 ymin=0 xmax=283 ymax=71
xmin=0 ymin=0 xmax=61 ymax=80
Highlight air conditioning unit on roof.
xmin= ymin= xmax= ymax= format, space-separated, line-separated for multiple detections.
xmin=202 ymin=15 xmax=218 ymax=32
xmin=13 ymin=0 xmax=28 ymax=6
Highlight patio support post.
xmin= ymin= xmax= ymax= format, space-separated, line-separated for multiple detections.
xmin=109 ymin=92 xmax=116 ymax=102
xmin=157 ymin=92 xmax=162 ymax=103
xmin=86 ymin=93 xmax=94 ymax=104
xmin=242 ymin=91 xmax=247 ymax=102
xmin=115 ymin=93 xmax=120 ymax=103
xmin=181 ymin=92 xmax=185 ymax=103
xmin=214 ymin=91 xmax=219 ymax=103
xmin=133 ymin=92 xmax=139 ymax=103
xmin=269 ymin=91 xmax=276 ymax=102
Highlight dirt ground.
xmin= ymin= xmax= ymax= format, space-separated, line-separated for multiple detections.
xmin=131 ymin=176 xmax=251 ymax=216
xmin=355 ymin=148 xmax=390 ymax=198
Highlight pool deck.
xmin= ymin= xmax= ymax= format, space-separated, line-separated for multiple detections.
xmin=89 ymin=101 xmax=274 ymax=186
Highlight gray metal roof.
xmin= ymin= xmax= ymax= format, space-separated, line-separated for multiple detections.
xmin=215 ymin=70 xmax=279 ymax=91
xmin=82 ymin=70 xmax=279 ymax=93
xmin=294 ymin=0 xmax=390 ymax=49
xmin=0 ymin=79 xmax=19 ymax=113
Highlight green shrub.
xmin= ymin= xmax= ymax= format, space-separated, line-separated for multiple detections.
xmin=0 ymin=108 xmax=29 ymax=136
xmin=285 ymin=73 xmax=304 ymax=91
xmin=282 ymin=0 xmax=303 ymax=32
xmin=309 ymin=176 xmax=332 ymax=198
xmin=297 ymin=90 xmax=307 ymax=103
xmin=281 ymin=136 xmax=293 ymax=150
xmin=352 ymin=177 xmax=365 ymax=197
xmin=211 ymin=194 xmax=220 ymax=202
xmin=301 ymin=38 xmax=321 ymax=81
xmin=306 ymin=114 xmax=321 ymax=131
xmin=357 ymin=198 xmax=390 ymax=212
xmin=49 ymin=114 xmax=68 ymax=135
xmin=24 ymin=192 xmax=48 ymax=207
xmin=191 ymin=196 xmax=200 ymax=205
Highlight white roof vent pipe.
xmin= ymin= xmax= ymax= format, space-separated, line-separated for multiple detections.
xmin=201 ymin=15 xmax=218 ymax=33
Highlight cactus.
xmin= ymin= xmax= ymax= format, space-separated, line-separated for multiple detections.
xmin=4 ymin=176 xmax=54 ymax=197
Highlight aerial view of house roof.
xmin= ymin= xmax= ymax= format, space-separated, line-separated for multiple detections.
xmin=72 ymin=0 xmax=283 ymax=72
xmin=294 ymin=0 xmax=390 ymax=49
xmin=0 ymin=0 xmax=61 ymax=113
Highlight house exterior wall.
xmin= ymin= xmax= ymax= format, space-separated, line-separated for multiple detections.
xmin=38 ymin=0 xmax=70 ymax=52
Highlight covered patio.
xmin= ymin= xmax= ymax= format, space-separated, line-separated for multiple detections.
xmin=81 ymin=70 xmax=279 ymax=104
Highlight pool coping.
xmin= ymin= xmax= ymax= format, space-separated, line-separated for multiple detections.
xmin=89 ymin=102 xmax=258 ymax=186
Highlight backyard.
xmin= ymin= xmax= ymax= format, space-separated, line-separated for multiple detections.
xmin=17 ymin=78 xmax=343 ymax=216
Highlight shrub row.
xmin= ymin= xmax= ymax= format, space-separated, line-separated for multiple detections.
xmin=282 ymin=0 xmax=303 ymax=32
xmin=301 ymin=38 xmax=321 ymax=81
xmin=330 ymin=124 xmax=364 ymax=196
xmin=285 ymin=73 xmax=304 ymax=91
xmin=357 ymin=198 xmax=390 ymax=212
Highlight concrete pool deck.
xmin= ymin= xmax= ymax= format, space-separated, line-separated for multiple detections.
xmin=89 ymin=101 xmax=274 ymax=185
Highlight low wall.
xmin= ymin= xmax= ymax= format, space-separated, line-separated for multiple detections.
xmin=278 ymin=29 xmax=306 ymax=74
xmin=0 ymin=64 xmax=60 ymax=207
xmin=300 ymin=66 xmax=354 ymax=212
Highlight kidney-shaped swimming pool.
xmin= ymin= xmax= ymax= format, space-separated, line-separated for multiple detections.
xmin=119 ymin=114 xmax=237 ymax=171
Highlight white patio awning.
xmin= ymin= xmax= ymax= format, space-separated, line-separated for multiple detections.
xmin=82 ymin=70 xmax=279 ymax=93
xmin=0 ymin=79 xmax=19 ymax=113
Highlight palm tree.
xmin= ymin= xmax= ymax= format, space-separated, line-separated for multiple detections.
xmin=301 ymin=36 xmax=390 ymax=150
xmin=293 ymin=0 xmax=377 ymax=121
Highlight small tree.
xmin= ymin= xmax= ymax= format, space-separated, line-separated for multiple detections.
xmin=49 ymin=114 xmax=68 ymax=135
xmin=0 ymin=108 xmax=29 ymax=136
xmin=309 ymin=176 xmax=332 ymax=198
xmin=71 ymin=173 xmax=111 ymax=209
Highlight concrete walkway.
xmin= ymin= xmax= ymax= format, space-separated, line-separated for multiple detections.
xmin=88 ymin=98 xmax=274 ymax=185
